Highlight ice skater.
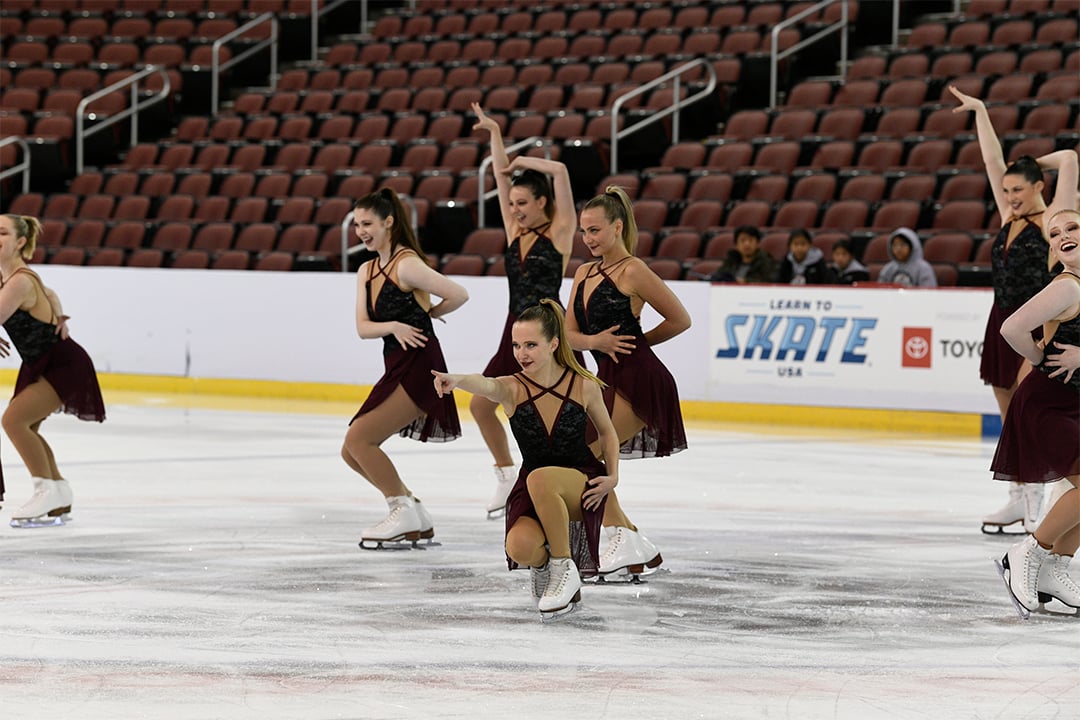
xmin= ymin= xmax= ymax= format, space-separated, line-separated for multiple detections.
xmin=566 ymin=187 xmax=692 ymax=580
xmin=994 ymin=206 xmax=1080 ymax=617
xmin=343 ymin=189 xmax=469 ymax=549
xmin=950 ymin=85 xmax=1075 ymax=534
xmin=468 ymin=103 xmax=577 ymax=519
xmin=0 ymin=214 xmax=105 ymax=527
xmin=433 ymin=300 xmax=619 ymax=619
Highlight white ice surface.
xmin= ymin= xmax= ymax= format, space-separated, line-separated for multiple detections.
xmin=0 ymin=402 xmax=1076 ymax=719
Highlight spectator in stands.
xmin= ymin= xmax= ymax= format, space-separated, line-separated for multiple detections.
xmin=711 ymin=226 xmax=777 ymax=283
xmin=879 ymin=228 xmax=936 ymax=287
xmin=950 ymin=84 xmax=1079 ymax=535
xmin=777 ymin=228 xmax=833 ymax=284
xmin=830 ymin=238 xmax=870 ymax=285
xmin=0 ymin=214 xmax=105 ymax=529
xmin=469 ymin=103 xmax=577 ymax=520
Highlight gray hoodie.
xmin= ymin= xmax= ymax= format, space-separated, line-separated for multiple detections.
xmin=879 ymin=228 xmax=937 ymax=287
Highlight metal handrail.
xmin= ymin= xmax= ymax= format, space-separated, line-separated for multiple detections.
xmin=610 ymin=59 xmax=717 ymax=174
xmin=892 ymin=0 xmax=962 ymax=46
xmin=477 ymin=136 xmax=553 ymax=228
xmin=0 ymin=137 xmax=32 ymax=200
xmin=211 ymin=13 xmax=278 ymax=116
xmin=769 ymin=0 xmax=849 ymax=109
xmin=75 ymin=65 xmax=170 ymax=176
xmin=338 ymin=197 xmax=419 ymax=273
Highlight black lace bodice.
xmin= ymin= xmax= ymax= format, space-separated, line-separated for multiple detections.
xmin=1040 ymin=272 xmax=1080 ymax=391
xmin=508 ymin=369 xmax=595 ymax=471
xmin=365 ymin=250 xmax=434 ymax=355
xmin=573 ymin=259 xmax=644 ymax=364
xmin=993 ymin=218 xmax=1055 ymax=309
xmin=3 ymin=309 xmax=58 ymax=364
xmin=505 ymin=225 xmax=564 ymax=315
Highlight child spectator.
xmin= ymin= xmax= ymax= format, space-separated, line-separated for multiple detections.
xmin=830 ymin=238 xmax=870 ymax=285
xmin=777 ymin=229 xmax=833 ymax=284
xmin=711 ymin=226 xmax=777 ymax=283
xmin=879 ymin=228 xmax=937 ymax=287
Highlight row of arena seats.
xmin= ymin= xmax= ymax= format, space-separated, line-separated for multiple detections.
xmin=0 ymin=0 xmax=319 ymax=14
xmin=846 ymin=46 xmax=1078 ymax=82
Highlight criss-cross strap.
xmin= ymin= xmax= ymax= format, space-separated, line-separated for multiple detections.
xmin=513 ymin=368 xmax=580 ymax=441
xmin=3 ymin=267 xmax=56 ymax=324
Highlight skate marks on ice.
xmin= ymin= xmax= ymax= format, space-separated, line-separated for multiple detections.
xmin=0 ymin=405 xmax=1079 ymax=718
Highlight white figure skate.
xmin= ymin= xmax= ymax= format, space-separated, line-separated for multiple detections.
xmin=539 ymin=557 xmax=581 ymax=620
xmin=1036 ymin=553 xmax=1080 ymax=615
xmin=413 ymin=496 xmax=435 ymax=540
xmin=359 ymin=495 xmax=431 ymax=550
xmin=10 ymin=477 xmax=72 ymax=528
xmin=486 ymin=465 xmax=517 ymax=520
xmin=995 ymin=534 xmax=1049 ymax=618
xmin=981 ymin=482 xmax=1028 ymax=534
xmin=597 ymin=526 xmax=664 ymax=582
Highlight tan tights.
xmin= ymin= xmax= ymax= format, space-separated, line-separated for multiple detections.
xmin=342 ymin=385 xmax=421 ymax=499
xmin=589 ymin=391 xmax=646 ymax=530
xmin=2 ymin=379 xmax=63 ymax=480
xmin=1033 ymin=477 xmax=1080 ymax=556
xmin=505 ymin=467 xmax=586 ymax=565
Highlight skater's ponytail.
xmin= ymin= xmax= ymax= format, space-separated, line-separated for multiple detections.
xmin=4 ymin=214 xmax=42 ymax=260
xmin=517 ymin=299 xmax=604 ymax=386
xmin=582 ymin=186 xmax=638 ymax=255
xmin=354 ymin=188 xmax=427 ymax=264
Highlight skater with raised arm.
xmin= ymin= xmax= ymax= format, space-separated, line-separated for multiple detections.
xmin=344 ymin=189 xmax=468 ymax=549
xmin=566 ymin=187 xmax=692 ymax=580
xmin=0 ymin=214 xmax=105 ymax=527
xmin=994 ymin=206 xmax=1080 ymax=617
xmin=951 ymin=85 xmax=1075 ymax=534
xmin=469 ymin=103 xmax=577 ymax=519
xmin=433 ymin=300 xmax=619 ymax=619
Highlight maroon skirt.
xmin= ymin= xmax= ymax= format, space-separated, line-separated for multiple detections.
xmin=351 ymin=337 xmax=461 ymax=442
xmin=14 ymin=337 xmax=106 ymax=423
xmin=596 ymin=342 xmax=688 ymax=459
xmin=504 ymin=457 xmax=608 ymax=577
xmin=991 ymin=369 xmax=1080 ymax=484
xmin=980 ymin=303 xmax=1027 ymax=389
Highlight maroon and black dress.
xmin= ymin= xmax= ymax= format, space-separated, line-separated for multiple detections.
xmin=505 ymin=368 xmax=607 ymax=576
xmin=981 ymin=215 xmax=1054 ymax=388
xmin=573 ymin=257 xmax=687 ymax=458
xmin=482 ymin=223 xmax=565 ymax=377
xmin=351 ymin=249 xmax=460 ymax=442
xmin=991 ymin=272 xmax=1080 ymax=484
xmin=1 ymin=267 xmax=105 ymax=498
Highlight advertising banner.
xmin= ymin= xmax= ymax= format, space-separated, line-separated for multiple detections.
xmin=709 ymin=285 xmax=998 ymax=414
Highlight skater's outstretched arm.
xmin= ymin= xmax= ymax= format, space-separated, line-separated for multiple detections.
xmin=432 ymin=371 xmax=516 ymax=415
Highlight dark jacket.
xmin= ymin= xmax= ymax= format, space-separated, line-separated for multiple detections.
xmin=713 ymin=248 xmax=777 ymax=283
xmin=777 ymin=247 xmax=835 ymax=285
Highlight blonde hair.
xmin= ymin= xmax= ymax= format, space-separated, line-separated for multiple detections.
xmin=516 ymin=299 xmax=604 ymax=386
xmin=581 ymin=185 xmax=638 ymax=255
xmin=4 ymin=214 xmax=42 ymax=260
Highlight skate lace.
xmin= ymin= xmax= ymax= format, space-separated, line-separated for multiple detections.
xmin=600 ymin=529 xmax=625 ymax=564
xmin=1053 ymin=562 xmax=1080 ymax=594
xmin=544 ymin=562 xmax=569 ymax=598
xmin=372 ymin=504 xmax=403 ymax=532
xmin=1023 ymin=546 xmax=1043 ymax=592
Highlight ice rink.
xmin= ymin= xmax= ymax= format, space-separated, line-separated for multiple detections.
xmin=0 ymin=394 xmax=1076 ymax=719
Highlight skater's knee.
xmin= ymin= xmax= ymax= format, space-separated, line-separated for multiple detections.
xmin=525 ymin=468 xmax=554 ymax=497
xmin=506 ymin=524 xmax=546 ymax=567
xmin=469 ymin=393 xmax=496 ymax=417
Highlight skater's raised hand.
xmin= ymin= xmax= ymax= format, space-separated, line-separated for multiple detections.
xmin=471 ymin=103 xmax=499 ymax=135
xmin=1044 ymin=341 xmax=1080 ymax=383
xmin=582 ymin=474 xmax=617 ymax=511
xmin=391 ymin=321 xmax=427 ymax=351
xmin=948 ymin=85 xmax=985 ymax=114
xmin=591 ymin=325 xmax=636 ymax=363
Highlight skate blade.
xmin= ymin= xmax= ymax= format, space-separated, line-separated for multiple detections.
xmin=10 ymin=514 xmax=69 ymax=529
xmin=539 ymin=593 xmax=581 ymax=622
xmin=485 ymin=506 xmax=506 ymax=520
xmin=358 ymin=537 xmax=440 ymax=551
xmin=981 ymin=523 xmax=1027 ymax=536
xmin=1036 ymin=593 xmax=1080 ymax=615
xmin=993 ymin=558 xmax=1031 ymax=619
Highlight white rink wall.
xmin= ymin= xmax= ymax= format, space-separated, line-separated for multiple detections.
xmin=34 ymin=266 xmax=997 ymax=414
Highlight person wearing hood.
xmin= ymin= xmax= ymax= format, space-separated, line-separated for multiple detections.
xmin=879 ymin=228 xmax=937 ymax=287
xmin=777 ymin=228 xmax=834 ymax=284
xmin=830 ymin=238 xmax=870 ymax=285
